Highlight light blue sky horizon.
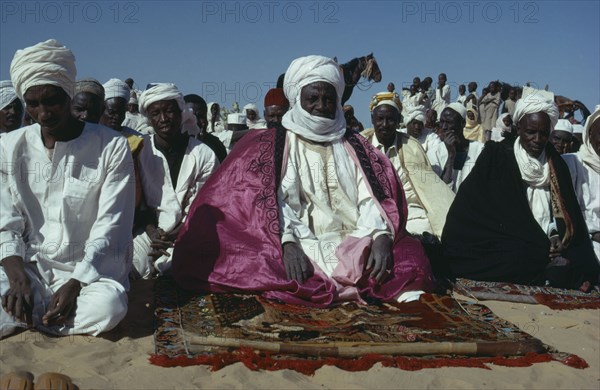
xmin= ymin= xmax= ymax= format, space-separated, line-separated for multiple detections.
xmin=1 ymin=0 xmax=598 ymax=125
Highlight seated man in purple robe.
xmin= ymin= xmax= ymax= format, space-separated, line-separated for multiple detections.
xmin=171 ymin=55 xmax=436 ymax=307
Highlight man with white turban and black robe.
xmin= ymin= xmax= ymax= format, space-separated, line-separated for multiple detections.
xmin=442 ymin=88 xmax=599 ymax=290
xmin=171 ymin=56 xmax=436 ymax=307
xmin=132 ymin=83 xmax=219 ymax=278
xmin=1 ymin=39 xmax=135 ymax=337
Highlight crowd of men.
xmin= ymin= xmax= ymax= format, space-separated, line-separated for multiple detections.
xmin=1 ymin=39 xmax=598 ymax=338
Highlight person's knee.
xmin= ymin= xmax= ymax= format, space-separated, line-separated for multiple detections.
xmin=76 ymin=282 xmax=128 ymax=335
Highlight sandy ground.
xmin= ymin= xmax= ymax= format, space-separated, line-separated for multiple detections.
xmin=1 ymin=279 xmax=598 ymax=390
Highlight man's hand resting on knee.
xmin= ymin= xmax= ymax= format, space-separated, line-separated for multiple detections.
xmin=366 ymin=235 xmax=393 ymax=284
xmin=1 ymin=256 xmax=33 ymax=325
xmin=282 ymin=242 xmax=313 ymax=284
xmin=42 ymin=279 xmax=82 ymax=327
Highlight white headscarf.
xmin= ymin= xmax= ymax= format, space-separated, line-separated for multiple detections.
xmin=10 ymin=39 xmax=77 ymax=100
xmin=281 ymin=55 xmax=346 ymax=142
xmin=103 ymin=78 xmax=131 ymax=101
xmin=243 ymin=103 xmax=260 ymax=119
xmin=578 ymin=106 xmax=600 ymax=174
xmin=495 ymin=113 xmax=512 ymax=133
xmin=513 ymin=87 xmax=559 ymax=130
xmin=403 ymin=105 xmax=426 ymax=124
xmin=514 ymin=137 xmax=551 ymax=233
xmin=446 ymin=102 xmax=467 ymax=119
xmin=139 ymin=83 xmax=200 ymax=136
xmin=0 ymin=80 xmax=18 ymax=110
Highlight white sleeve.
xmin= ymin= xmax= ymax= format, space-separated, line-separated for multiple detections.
xmin=185 ymin=146 xmax=220 ymax=215
xmin=354 ymin=169 xmax=392 ymax=239
xmin=0 ymin=142 xmax=27 ymax=262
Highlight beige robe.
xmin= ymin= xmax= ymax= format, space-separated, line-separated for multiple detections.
xmin=361 ymin=128 xmax=455 ymax=237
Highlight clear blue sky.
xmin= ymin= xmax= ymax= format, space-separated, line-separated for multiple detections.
xmin=1 ymin=0 xmax=598 ymax=125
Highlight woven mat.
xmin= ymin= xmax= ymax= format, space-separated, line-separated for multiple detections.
xmin=151 ymin=277 xmax=587 ymax=374
xmin=452 ymin=278 xmax=600 ymax=310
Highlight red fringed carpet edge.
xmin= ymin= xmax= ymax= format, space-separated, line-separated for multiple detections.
xmin=149 ymin=349 xmax=588 ymax=374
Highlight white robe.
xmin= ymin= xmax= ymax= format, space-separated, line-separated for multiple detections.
xmin=408 ymin=128 xmax=448 ymax=177
xmin=278 ymin=132 xmax=390 ymax=278
xmin=563 ymin=153 xmax=600 ymax=262
xmin=0 ymin=123 xmax=134 ymax=336
xmin=451 ymin=141 xmax=485 ymax=193
xmin=133 ymin=135 xmax=219 ymax=277
xmin=432 ymin=85 xmax=450 ymax=114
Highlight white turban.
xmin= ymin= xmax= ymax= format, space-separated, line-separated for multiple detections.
xmin=446 ymin=102 xmax=467 ymax=119
xmin=281 ymin=55 xmax=346 ymax=142
xmin=103 ymin=78 xmax=131 ymax=101
xmin=513 ymin=87 xmax=559 ymax=129
xmin=10 ymin=39 xmax=77 ymax=100
xmin=243 ymin=103 xmax=260 ymax=117
xmin=404 ymin=105 xmax=426 ymax=124
xmin=372 ymin=99 xmax=400 ymax=112
xmin=553 ymin=119 xmax=574 ymax=134
xmin=138 ymin=83 xmax=200 ymax=136
xmin=0 ymin=80 xmax=18 ymax=111
xmin=495 ymin=113 xmax=512 ymax=132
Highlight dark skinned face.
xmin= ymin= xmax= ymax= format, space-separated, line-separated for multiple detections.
xmin=300 ymin=82 xmax=337 ymax=119
xmin=459 ymin=85 xmax=465 ymax=95
xmin=503 ymin=115 xmax=513 ymax=127
xmin=468 ymin=82 xmax=477 ymax=92
xmin=186 ymin=102 xmax=208 ymax=131
xmin=589 ymin=120 xmax=600 ymax=156
xmin=550 ymin=130 xmax=572 ymax=155
xmin=147 ymin=99 xmax=182 ymax=142
xmin=210 ymin=104 xmax=220 ymax=118
xmin=371 ymin=104 xmax=400 ymax=148
xmin=0 ymin=98 xmax=24 ymax=132
xmin=71 ymin=92 xmax=104 ymax=123
xmin=517 ymin=112 xmax=551 ymax=158
xmin=24 ymin=85 xmax=72 ymax=135
xmin=440 ymin=108 xmax=466 ymax=144
xmin=407 ymin=119 xmax=425 ymax=139
xmin=246 ymin=109 xmax=257 ymax=121
xmin=264 ymin=105 xmax=288 ymax=128
xmin=100 ymin=97 xmax=128 ymax=131
xmin=438 ymin=74 xmax=446 ymax=87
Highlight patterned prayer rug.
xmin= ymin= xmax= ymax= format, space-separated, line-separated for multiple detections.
xmin=151 ymin=277 xmax=587 ymax=374
xmin=452 ymin=278 xmax=600 ymax=310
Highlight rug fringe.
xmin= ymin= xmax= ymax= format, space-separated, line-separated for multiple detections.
xmin=149 ymin=348 xmax=587 ymax=374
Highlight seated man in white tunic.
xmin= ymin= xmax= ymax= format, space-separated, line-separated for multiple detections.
xmin=439 ymin=103 xmax=485 ymax=192
xmin=132 ymin=84 xmax=219 ymax=278
xmin=563 ymin=106 xmax=600 ymax=263
xmin=171 ymin=56 xmax=436 ymax=305
xmin=1 ymin=40 xmax=134 ymax=338
xmin=361 ymin=99 xmax=454 ymax=240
